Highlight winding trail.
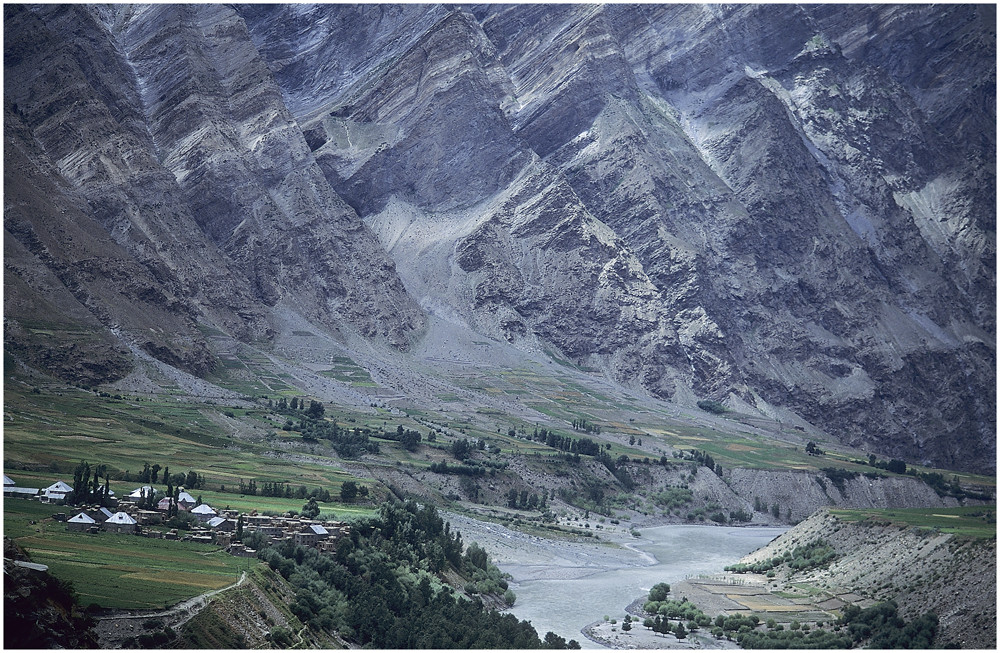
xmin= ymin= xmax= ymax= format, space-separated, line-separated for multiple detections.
xmin=97 ymin=570 xmax=247 ymax=629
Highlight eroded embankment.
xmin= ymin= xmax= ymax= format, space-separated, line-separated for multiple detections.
xmin=733 ymin=508 xmax=996 ymax=649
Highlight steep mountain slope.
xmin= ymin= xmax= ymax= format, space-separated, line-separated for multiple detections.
xmin=4 ymin=3 xmax=423 ymax=377
xmin=736 ymin=508 xmax=996 ymax=648
xmin=4 ymin=4 xmax=994 ymax=473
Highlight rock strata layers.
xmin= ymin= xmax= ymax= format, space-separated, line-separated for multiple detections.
xmin=4 ymin=4 xmax=994 ymax=472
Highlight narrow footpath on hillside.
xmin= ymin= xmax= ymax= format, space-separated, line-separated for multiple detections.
xmin=94 ymin=571 xmax=247 ymax=647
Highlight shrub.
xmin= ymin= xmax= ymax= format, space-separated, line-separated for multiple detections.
xmin=697 ymin=400 xmax=727 ymax=414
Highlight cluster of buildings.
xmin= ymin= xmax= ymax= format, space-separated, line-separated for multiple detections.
xmin=5 ymin=474 xmax=350 ymax=556
xmin=3 ymin=476 xmax=115 ymax=503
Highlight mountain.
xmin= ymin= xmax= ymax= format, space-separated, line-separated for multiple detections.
xmin=3 ymin=4 xmax=994 ymax=473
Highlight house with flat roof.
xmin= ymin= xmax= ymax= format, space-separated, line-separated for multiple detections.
xmin=293 ymin=524 xmax=330 ymax=548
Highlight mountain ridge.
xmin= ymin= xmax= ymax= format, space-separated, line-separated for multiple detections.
xmin=3 ymin=3 xmax=994 ymax=473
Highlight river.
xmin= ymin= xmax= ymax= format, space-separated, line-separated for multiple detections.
xmin=482 ymin=522 xmax=786 ymax=648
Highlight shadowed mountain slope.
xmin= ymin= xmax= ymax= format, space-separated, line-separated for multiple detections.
xmin=4 ymin=4 xmax=994 ymax=472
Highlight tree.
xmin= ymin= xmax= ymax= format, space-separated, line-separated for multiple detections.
xmin=302 ymin=497 xmax=320 ymax=519
xmin=72 ymin=461 xmax=91 ymax=505
xmin=674 ymin=622 xmax=687 ymax=639
xmin=306 ymin=400 xmax=325 ymax=419
xmin=622 ymin=620 xmax=632 ymax=632
xmin=464 ymin=542 xmax=488 ymax=570
xmin=648 ymin=582 xmax=670 ymax=602
xmin=235 ymin=514 xmax=244 ymax=542
xmin=340 ymin=481 xmax=358 ymax=502
xmin=151 ymin=463 xmax=161 ymax=484
xmin=91 ymin=463 xmax=105 ymax=500
xmin=451 ymin=438 xmax=471 ymax=461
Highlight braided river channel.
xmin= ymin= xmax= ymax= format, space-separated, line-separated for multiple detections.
xmin=446 ymin=514 xmax=786 ymax=649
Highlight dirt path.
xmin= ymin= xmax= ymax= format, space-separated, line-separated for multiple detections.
xmin=94 ymin=571 xmax=247 ymax=647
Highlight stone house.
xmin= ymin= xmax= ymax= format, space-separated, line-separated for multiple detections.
xmin=103 ymin=511 xmax=138 ymax=534
xmin=66 ymin=512 xmax=96 ymax=532
xmin=190 ymin=503 xmax=217 ymax=522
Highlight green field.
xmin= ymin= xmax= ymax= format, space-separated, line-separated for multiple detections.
xmin=4 ymin=500 xmax=253 ymax=609
xmin=829 ymin=506 xmax=996 ymax=539
xmin=2 ymin=387 xmax=374 ymax=494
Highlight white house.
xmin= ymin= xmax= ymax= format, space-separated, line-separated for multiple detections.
xmin=103 ymin=511 xmax=138 ymax=534
xmin=190 ymin=504 xmax=217 ymax=522
xmin=176 ymin=491 xmax=197 ymax=508
xmin=3 ymin=475 xmax=39 ymax=499
xmin=126 ymin=485 xmax=153 ymax=501
xmin=66 ymin=512 xmax=97 ymax=532
xmin=41 ymin=481 xmax=73 ymax=503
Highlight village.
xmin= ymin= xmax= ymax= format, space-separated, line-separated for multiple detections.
xmin=3 ymin=474 xmax=351 ymax=557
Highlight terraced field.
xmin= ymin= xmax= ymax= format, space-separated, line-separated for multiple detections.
xmin=4 ymin=500 xmax=251 ymax=610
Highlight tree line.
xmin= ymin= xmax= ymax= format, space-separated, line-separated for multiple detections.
xmin=257 ymin=500 xmax=580 ymax=648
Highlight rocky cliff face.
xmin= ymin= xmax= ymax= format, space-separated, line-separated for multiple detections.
xmin=4 ymin=4 xmax=994 ymax=472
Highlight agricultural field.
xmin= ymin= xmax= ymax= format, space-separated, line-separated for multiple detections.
xmin=3 ymin=385 xmax=372 ymax=497
xmin=4 ymin=499 xmax=252 ymax=610
xmin=829 ymin=506 xmax=996 ymax=539
xmin=317 ymin=355 xmax=377 ymax=386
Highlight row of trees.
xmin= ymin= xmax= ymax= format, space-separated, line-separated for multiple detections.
xmin=229 ymin=479 xmax=354 ymax=503
xmin=131 ymin=463 xmax=205 ymax=489
xmin=505 ymin=489 xmax=548 ymax=510
xmin=725 ymin=539 xmax=837 ymax=574
xmin=268 ymin=396 xmax=325 ymax=419
xmin=570 ymin=419 xmax=601 ymax=435
xmin=385 ymin=425 xmax=422 ymax=452
xmin=70 ymin=461 xmax=112 ymax=507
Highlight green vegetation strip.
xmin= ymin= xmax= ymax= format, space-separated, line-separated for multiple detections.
xmin=829 ymin=506 xmax=996 ymax=538
xmin=3 ymin=387 xmax=362 ymax=493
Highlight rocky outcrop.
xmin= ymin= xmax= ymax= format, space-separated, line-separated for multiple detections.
xmin=4 ymin=3 xmax=424 ymax=384
xmin=469 ymin=4 xmax=994 ymax=470
xmin=725 ymin=468 xmax=964 ymax=524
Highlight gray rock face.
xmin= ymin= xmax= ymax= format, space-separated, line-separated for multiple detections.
xmin=4 ymin=4 xmax=993 ymax=472
xmin=4 ymin=2 xmax=424 ymax=372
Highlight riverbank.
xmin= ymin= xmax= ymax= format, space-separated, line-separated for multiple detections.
xmin=443 ymin=511 xmax=785 ymax=648
xmin=444 ymin=511 xmax=652 ymax=581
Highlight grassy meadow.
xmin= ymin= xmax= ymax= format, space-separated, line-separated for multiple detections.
xmin=829 ymin=506 xmax=996 ymax=539
xmin=4 ymin=499 xmax=252 ymax=609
